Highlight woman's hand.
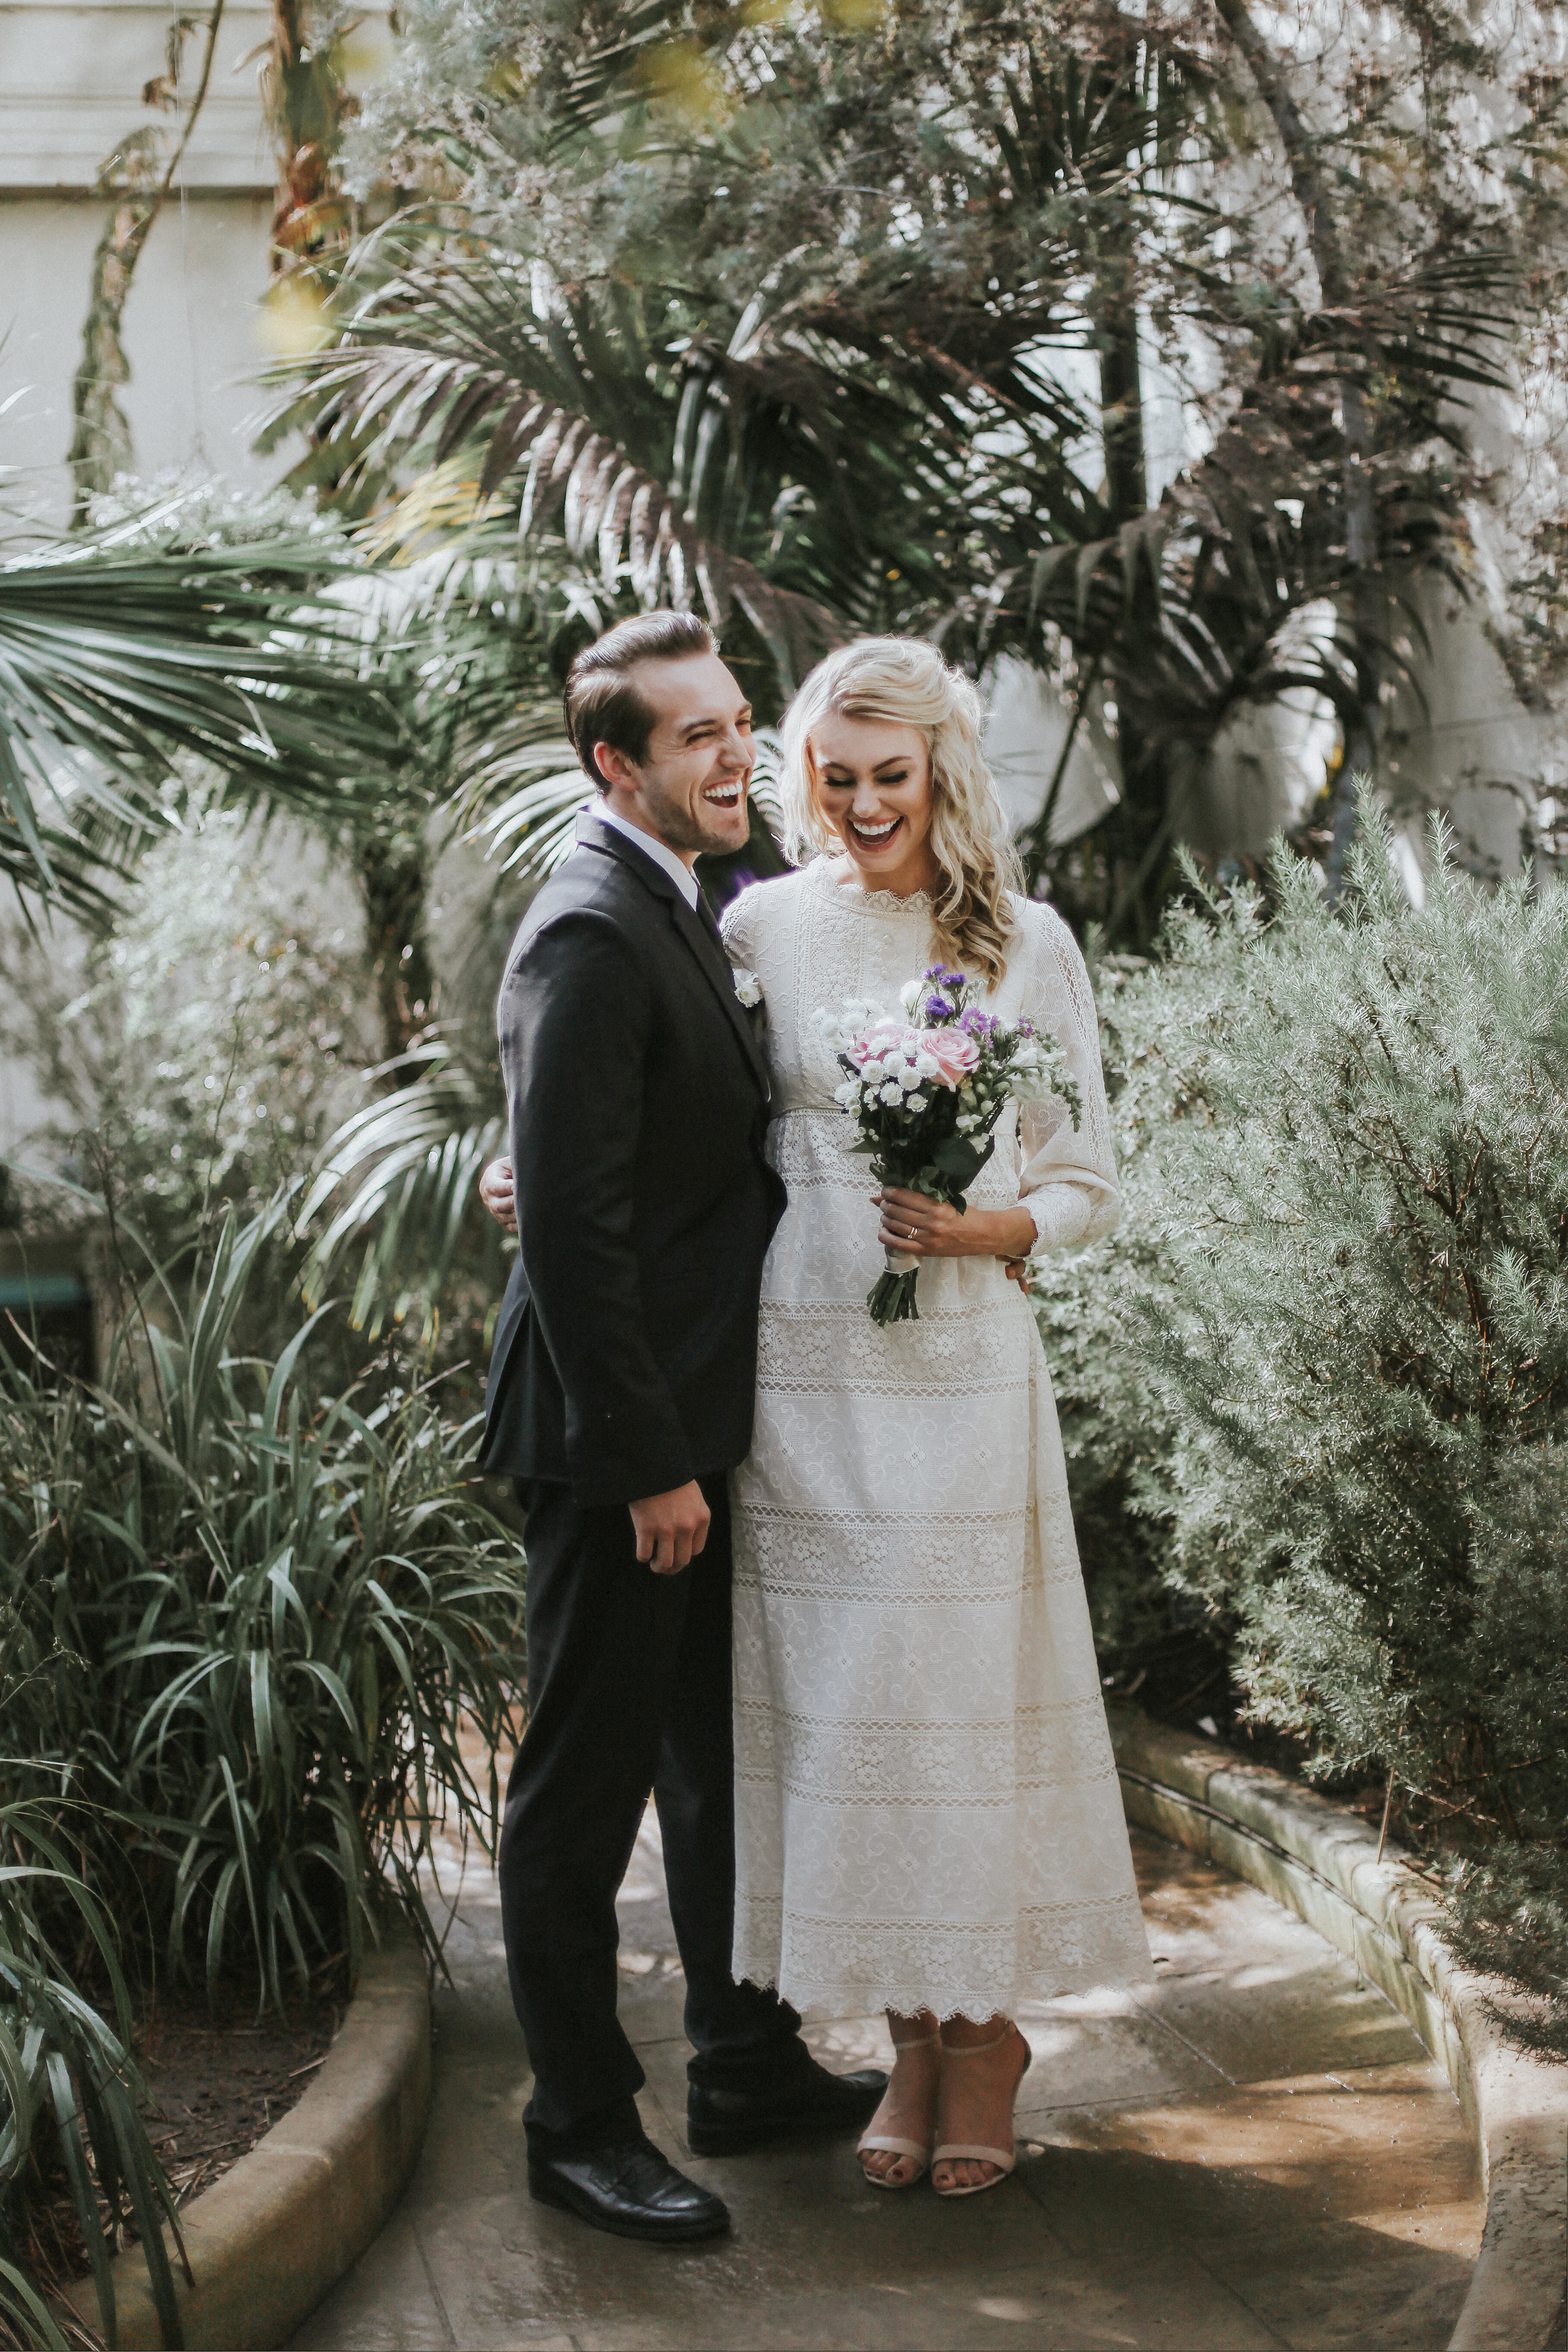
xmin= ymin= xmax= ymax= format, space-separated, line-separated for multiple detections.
xmin=876 ymin=1185 xmax=1037 ymax=1264
xmin=479 ymin=1156 xmax=517 ymax=1233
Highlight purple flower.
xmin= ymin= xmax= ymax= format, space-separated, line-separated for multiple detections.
xmin=1016 ymin=1016 xmax=1034 ymax=1036
xmin=925 ymin=995 xmax=956 ymax=1022
xmin=959 ymin=1008 xmax=997 ymax=1037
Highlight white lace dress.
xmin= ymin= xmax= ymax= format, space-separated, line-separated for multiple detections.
xmin=720 ymin=859 xmax=1151 ymax=2021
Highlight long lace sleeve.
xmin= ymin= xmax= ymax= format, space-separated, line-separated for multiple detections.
xmin=1015 ymin=905 xmax=1120 ymax=1253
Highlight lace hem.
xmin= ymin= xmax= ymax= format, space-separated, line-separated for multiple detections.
xmin=733 ymin=1892 xmax=1153 ymax=2019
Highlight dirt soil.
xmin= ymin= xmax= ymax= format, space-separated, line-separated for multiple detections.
xmin=138 ymin=1984 xmax=340 ymax=2208
xmin=28 ymin=1981 xmax=340 ymax=2314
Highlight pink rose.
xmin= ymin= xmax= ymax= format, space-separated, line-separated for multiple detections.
xmin=922 ymin=1026 xmax=981 ymax=1085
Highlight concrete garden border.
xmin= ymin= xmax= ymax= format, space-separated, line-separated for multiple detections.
xmin=64 ymin=1924 xmax=431 ymax=2352
xmin=1110 ymin=1706 xmax=1568 ymax=2352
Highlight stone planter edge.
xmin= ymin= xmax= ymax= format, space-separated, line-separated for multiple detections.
xmin=1109 ymin=1704 xmax=1568 ymax=2352
xmin=63 ymin=1921 xmax=432 ymax=2352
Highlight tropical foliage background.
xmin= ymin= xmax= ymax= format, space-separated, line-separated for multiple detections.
xmin=5 ymin=0 xmax=1568 ymax=2337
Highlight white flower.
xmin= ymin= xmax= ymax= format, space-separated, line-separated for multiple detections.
xmin=907 ymin=1093 xmax=929 ymax=1112
xmin=833 ymin=1080 xmax=859 ymax=1107
xmin=900 ymin=977 xmax=923 ymax=1013
xmin=732 ymin=968 xmax=763 ymax=1008
xmin=898 ymin=1062 xmax=924 ymax=1091
xmin=915 ymin=1050 xmax=939 ymax=1080
xmin=879 ymin=1082 xmax=903 ymax=1106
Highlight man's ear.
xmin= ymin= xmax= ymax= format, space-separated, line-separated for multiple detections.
xmin=594 ymin=741 xmax=640 ymax=795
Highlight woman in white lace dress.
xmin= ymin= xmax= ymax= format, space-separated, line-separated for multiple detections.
xmin=720 ymin=637 xmax=1149 ymax=2197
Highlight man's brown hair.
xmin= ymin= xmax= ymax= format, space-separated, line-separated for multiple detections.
xmin=562 ymin=612 xmax=716 ymax=791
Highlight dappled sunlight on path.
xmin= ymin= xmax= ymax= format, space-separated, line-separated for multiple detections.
xmin=294 ymin=1817 xmax=1481 ymax=2351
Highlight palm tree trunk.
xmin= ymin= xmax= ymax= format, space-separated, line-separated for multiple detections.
xmin=360 ymin=835 xmax=436 ymax=1068
xmin=1211 ymin=0 xmax=1380 ymax=893
xmin=1096 ymin=274 xmax=1167 ymax=943
xmin=1099 ymin=295 xmax=1147 ymax=523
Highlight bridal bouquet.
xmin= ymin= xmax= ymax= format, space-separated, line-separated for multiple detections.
xmin=815 ymin=964 xmax=1082 ymax=1326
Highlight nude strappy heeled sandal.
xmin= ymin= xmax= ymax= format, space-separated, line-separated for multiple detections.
xmin=931 ymin=2025 xmax=1033 ymax=2199
xmin=857 ymin=2029 xmax=941 ymax=2190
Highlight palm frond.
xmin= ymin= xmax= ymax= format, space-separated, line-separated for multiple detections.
xmin=297 ymin=1042 xmax=503 ymax=1336
xmin=0 ymin=516 xmax=404 ymax=912
xmin=260 ymin=236 xmax=847 ymax=695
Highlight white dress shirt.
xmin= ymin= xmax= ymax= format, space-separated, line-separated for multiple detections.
xmin=590 ymin=800 xmax=701 ymax=909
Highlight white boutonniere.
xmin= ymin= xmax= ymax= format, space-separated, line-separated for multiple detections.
xmin=732 ymin=969 xmax=763 ymax=1009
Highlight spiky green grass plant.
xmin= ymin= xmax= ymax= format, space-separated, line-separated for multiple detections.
xmin=0 ymin=1806 xmax=186 ymax=2352
xmin=1 ymin=1199 xmax=524 ymax=2343
xmin=2 ymin=1202 xmax=524 ymax=2004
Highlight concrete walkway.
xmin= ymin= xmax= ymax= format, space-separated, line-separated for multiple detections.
xmin=295 ymin=1815 xmax=1483 ymax=2351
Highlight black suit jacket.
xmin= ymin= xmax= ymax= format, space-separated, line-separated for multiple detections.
xmin=477 ymin=811 xmax=786 ymax=1506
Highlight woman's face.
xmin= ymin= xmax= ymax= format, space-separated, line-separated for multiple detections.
xmin=811 ymin=712 xmax=939 ymax=896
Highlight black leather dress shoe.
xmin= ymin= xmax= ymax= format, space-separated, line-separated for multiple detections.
xmin=528 ymin=2137 xmax=730 ymax=2243
xmin=687 ymin=2058 xmax=887 ymax=2156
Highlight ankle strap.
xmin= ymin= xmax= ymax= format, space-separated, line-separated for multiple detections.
xmin=939 ymin=2026 xmax=1017 ymax=2058
xmin=890 ymin=2027 xmax=941 ymax=2051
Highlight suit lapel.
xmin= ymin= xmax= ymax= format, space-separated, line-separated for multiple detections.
xmin=664 ymin=890 xmax=772 ymax=1097
xmin=577 ymin=812 xmax=771 ymax=1098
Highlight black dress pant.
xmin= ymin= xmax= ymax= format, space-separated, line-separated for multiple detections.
xmin=498 ymin=1472 xmax=801 ymax=2150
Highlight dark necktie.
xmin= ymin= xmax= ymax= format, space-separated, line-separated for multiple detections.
xmin=695 ymin=890 xmax=725 ymax=950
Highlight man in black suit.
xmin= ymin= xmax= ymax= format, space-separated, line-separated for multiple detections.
xmin=477 ymin=612 xmax=882 ymax=2244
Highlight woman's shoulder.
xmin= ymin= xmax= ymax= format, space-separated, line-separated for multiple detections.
xmin=1009 ymin=890 xmax=1081 ymax=958
xmin=1007 ymin=892 xmax=1092 ymax=994
xmin=719 ymin=864 xmax=813 ymax=950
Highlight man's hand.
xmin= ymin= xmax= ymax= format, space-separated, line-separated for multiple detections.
xmin=479 ymin=1156 xmax=517 ymax=1233
xmin=630 ymin=1481 xmax=711 ymax=1576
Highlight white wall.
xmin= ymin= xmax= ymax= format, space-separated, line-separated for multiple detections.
xmin=1 ymin=191 xmax=280 ymax=514
xmin=0 ymin=0 xmax=276 ymax=191
xmin=0 ymin=0 xmax=391 ymax=520
xmin=1379 ymin=575 xmax=1561 ymax=879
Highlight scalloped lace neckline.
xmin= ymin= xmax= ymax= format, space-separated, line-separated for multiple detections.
xmin=805 ymin=859 xmax=933 ymax=916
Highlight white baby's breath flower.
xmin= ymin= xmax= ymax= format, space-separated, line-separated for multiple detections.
xmin=833 ymin=1080 xmax=859 ymax=1107
xmin=907 ymin=1093 xmax=928 ymax=1113
xmin=879 ymin=1082 xmax=902 ymax=1106
xmin=732 ymin=968 xmax=763 ymax=1008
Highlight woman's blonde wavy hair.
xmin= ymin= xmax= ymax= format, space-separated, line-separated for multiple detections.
xmin=780 ymin=637 xmax=1022 ymax=989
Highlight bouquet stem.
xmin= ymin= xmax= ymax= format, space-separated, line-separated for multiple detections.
xmin=868 ymin=1247 xmax=920 ymax=1326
